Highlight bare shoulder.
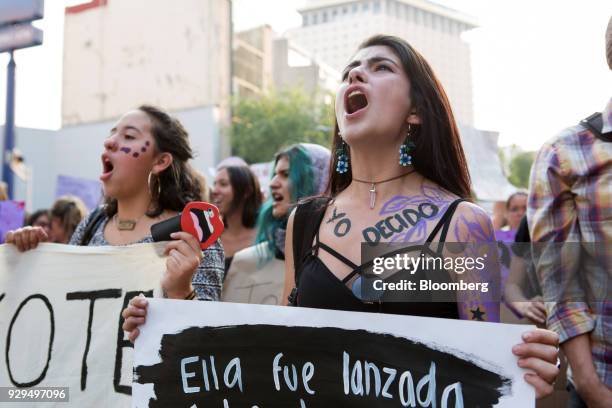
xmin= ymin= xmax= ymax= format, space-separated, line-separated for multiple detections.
xmin=417 ymin=178 xmax=458 ymax=204
xmin=449 ymin=201 xmax=495 ymax=243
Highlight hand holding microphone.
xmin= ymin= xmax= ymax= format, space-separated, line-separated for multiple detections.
xmin=150 ymin=202 xmax=224 ymax=299
xmin=123 ymin=202 xmax=224 ymax=342
xmin=151 ymin=202 xmax=224 ymax=249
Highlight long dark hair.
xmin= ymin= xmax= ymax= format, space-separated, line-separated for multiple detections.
xmin=221 ymin=165 xmax=262 ymax=228
xmin=328 ymin=35 xmax=472 ymax=199
xmin=104 ymin=105 xmax=203 ymax=217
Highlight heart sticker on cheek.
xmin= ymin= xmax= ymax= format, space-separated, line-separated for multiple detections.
xmin=180 ymin=202 xmax=224 ymax=250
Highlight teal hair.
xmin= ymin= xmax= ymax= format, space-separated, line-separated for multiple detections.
xmin=255 ymin=144 xmax=316 ymax=261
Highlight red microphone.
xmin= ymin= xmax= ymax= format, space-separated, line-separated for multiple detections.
xmin=150 ymin=202 xmax=224 ymax=250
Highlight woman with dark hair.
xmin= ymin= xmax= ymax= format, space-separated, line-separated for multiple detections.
xmin=7 ymin=105 xmax=224 ymax=302
xmin=221 ymin=143 xmax=330 ymax=305
xmin=497 ymin=190 xmax=532 ymax=323
xmin=282 ymin=35 xmax=558 ymax=398
xmin=505 ymin=190 xmax=528 ymax=232
xmin=49 ymin=195 xmax=87 ymax=243
xmin=211 ymin=165 xmax=262 ymax=271
xmin=122 ymin=143 xmax=330 ymax=332
xmin=26 ymin=208 xmax=51 ymax=237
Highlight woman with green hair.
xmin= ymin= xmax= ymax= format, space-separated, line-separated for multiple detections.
xmin=220 ymin=143 xmax=331 ymax=305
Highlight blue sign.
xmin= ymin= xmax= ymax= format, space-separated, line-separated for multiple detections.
xmin=0 ymin=23 xmax=43 ymax=53
xmin=0 ymin=0 xmax=44 ymax=28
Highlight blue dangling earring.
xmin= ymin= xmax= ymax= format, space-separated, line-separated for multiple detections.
xmin=399 ymin=124 xmax=416 ymax=167
xmin=336 ymin=135 xmax=349 ymax=174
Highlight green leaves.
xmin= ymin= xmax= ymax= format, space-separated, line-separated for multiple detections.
xmin=508 ymin=151 xmax=536 ymax=188
xmin=230 ymin=88 xmax=334 ymax=163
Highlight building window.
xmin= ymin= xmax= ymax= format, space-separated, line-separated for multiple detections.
xmin=303 ymin=14 xmax=309 ymax=26
xmin=342 ymin=6 xmax=347 ymax=14
xmin=363 ymin=2 xmax=370 ymax=12
xmin=313 ymin=13 xmax=318 ymax=24
xmin=322 ymin=11 xmax=328 ymax=22
xmin=352 ymin=3 xmax=358 ymax=13
xmin=373 ymin=1 xmax=380 ymax=13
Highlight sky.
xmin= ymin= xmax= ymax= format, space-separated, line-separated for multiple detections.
xmin=0 ymin=0 xmax=611 ymax=151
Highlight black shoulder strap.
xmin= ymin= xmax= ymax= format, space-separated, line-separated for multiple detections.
xmin=438 ymin=199 xmax=466 ymax=243
xmin=292 ymin=197 xmax=330 ymax=285
xmin=581 ymin=112 xmax=612 ymax=142
xmin=79 ymin=206 xmax=106 ymax=246
xmin=425 ymin=199 xmax=465 ymax=243
xmin=424 ymin=198 xmax=465 ymax=254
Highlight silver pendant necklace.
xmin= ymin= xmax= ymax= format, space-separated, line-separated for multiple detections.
xmin=352 ymin=169 xmax=416 ymax=209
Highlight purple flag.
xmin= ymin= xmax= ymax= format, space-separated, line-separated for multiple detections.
xmin=0 ymin=200 xmax=25 ymax=244
xmin=56 ymin=175 xmax=102 ymax=211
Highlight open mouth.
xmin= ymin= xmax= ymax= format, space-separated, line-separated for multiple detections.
xmin=271 ymin=192 xmax=284 ymax=203
xmin=345 ymin=90 xmax=368 ymax=115
xmin=212 ymin=196 xmax=224 ymax=208
xmin=100 ymin=156 xmax=114 ymax=180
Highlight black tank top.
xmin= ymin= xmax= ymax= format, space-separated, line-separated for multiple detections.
xmin=294 ymin=198 xmax=465 ymax=319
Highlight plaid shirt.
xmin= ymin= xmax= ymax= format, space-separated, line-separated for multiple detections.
xmin=528 ymin=98 xmax=612 ymax=386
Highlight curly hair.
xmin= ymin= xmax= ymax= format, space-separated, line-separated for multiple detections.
xmin=104 ymin=105 xmax=204 ymax=217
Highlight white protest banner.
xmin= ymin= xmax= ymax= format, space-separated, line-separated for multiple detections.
xmin=134 ymin=300 xmax=535 ymax=407
xmin=0 ymin=243 xmax=166 ymax=407
xmin=221 ymin=243 xmax=284 ymax=305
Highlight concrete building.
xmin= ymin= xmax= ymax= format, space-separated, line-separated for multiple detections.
xmin=233 ymin=25 xmax=339 ymax=99
xmin=1 ymin=106 xmax=222 ymax=211
xmin=0 ymin=0 xmax=232 ymax=210
xmin=286 ymin=0 xmax=477 ymax=125
xmin=62 ymin=0 xmax=232 ymax=158
xmin=273 ymin=37 xmax=339 ymax=100
xmin=233 ymin=25 xmax=275 ymax=97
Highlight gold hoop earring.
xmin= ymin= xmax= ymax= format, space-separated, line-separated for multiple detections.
xmin=147 ymin=172 xmax=161 ymax=197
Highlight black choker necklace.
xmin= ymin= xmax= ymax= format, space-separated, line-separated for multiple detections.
xmin=352 ymin=169 xmax=416 ymax=209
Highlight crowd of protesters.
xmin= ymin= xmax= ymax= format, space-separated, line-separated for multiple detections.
xmin=4 ymin=18 xmax=612 ymax=406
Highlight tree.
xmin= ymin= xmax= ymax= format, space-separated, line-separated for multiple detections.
xmin=508 ymin=151 xmax=536 ymax=188
xmin=230 ymin=88 xmax=334 ymax=163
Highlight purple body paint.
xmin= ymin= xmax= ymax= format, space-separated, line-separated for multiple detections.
xmin=378 ymin=184 xmax=453 ymax=243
